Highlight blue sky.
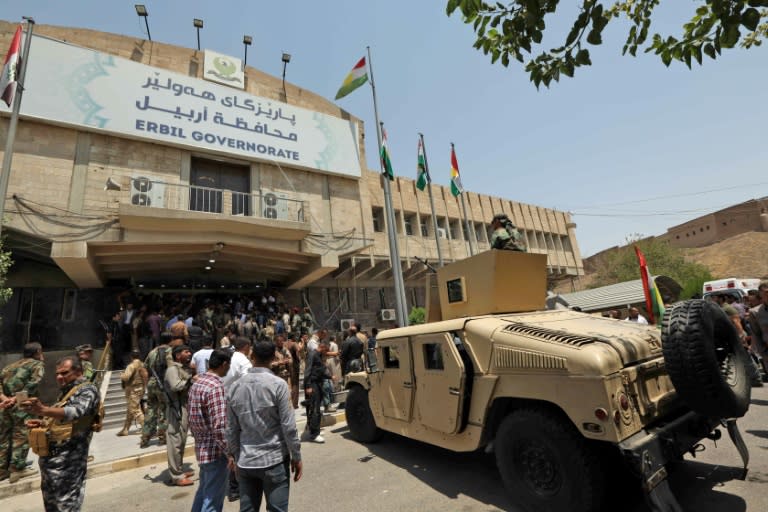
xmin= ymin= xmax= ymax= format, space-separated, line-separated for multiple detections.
xmin=7 ymin=2 xmax=768 ymax=256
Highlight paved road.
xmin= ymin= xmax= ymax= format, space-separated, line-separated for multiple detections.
xmin=3 ymin=385 xmax=768 ymax=511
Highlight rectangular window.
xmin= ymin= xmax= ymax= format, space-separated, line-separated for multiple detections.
xmin=372 ymin=207 xmax=384 ymax=233
xmin=383 ymin=346 xmax=400 ymax=369
xmin=17 ymin=289 xmax=33 ymax=323
xmin=338 ymin=288 xmax=349 ymax=312
xmin=361 ymin=288 xmax=369 ymax=309
xmin=61 ymin=289 xmax=78 ymax=322
xmin=420 ymin=215 xmax=429 ymax=237
xmin=474 ymin=222 xmax=486 ymax=243
xmin=404 ymin=214 xmax=415 ymax=236
xmin=423 ymin=343 xmax=444 ymax=370
xmin=449 ymin=219 xmax=461 ymax=240
xmin=561 ymin=235 xmax=572 ymax=252
xmin=322 ymin=288 xmax=331 ymax=312
xmin=379 ymin=288 xmax=387 ymax=309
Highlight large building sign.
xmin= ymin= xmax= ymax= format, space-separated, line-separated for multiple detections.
xmin=4 ymin=35 xmax=362 ymax=178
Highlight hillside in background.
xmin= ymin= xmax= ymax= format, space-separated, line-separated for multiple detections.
xmin=684 ymin=231 xmax=768 ymax=280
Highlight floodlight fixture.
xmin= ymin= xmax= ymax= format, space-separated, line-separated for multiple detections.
xmin=243 ymin=35 xmax=252 ymax=68
xmin=193 ymin=18 xmax=204 ymax=50
xmin=281 ymin=52 xmax=291 ymax=100
xmin=135 ymin=5 xmax=151 ymax=41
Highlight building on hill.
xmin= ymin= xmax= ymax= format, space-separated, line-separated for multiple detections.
xmin=660 ymin=197 xmax=768 ymax=248
xmin=0 ymin=21 xmax=584 ymax=351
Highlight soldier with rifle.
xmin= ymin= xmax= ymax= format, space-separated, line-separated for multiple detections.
xmin=139 ymin=333 xmax=171 ymax=448
xmin=164 ymin=344 xmax=196 ymax=486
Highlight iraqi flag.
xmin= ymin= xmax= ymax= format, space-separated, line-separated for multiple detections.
xmin=634 ymin=245 xmax=665 ymax=325
xmin=335 ymin=56 xmax=368 ymax=100
xmin=0 ymin=25 xmax=22 ymax=107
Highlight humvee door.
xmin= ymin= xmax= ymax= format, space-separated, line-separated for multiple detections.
xmin=412 ymin=333 xmax=466 ymax=435
xmin=374 ymin=336 xmax=414 ymax=422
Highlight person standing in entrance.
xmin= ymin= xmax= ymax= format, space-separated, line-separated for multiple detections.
xmin=227 ymin=341 xmax=302 ymax=512
xmin=165 ymin=344 xmax=196 ymax=486
xmin=117 ymin=350 xmax=145 ymax=436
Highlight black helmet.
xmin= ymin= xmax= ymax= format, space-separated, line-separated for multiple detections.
xmin=491 ymin=213 xmax=509 ymax=224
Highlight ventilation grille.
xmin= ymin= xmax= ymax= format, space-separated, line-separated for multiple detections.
xmin=501 ymin=323 xmax=595 ymax=347
xmin=493 ymin=346 xmax=567 ymax=370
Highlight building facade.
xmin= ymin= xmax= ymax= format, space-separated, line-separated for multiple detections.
xmin=0 ymin=22 xmax=583 ymax=350
xmin=661 ymin=197 xmax=768 ymax=248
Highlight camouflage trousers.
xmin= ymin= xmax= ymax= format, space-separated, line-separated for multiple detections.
xmin=124 ymin=386 xmax=145 ymax=428
xmin=40 ymin=436 xmax=90 ymax=512
xmin=141 ymin=383 xmax=167 ymax=441
xmin=0 ymin=407 xmax=31 ymax=473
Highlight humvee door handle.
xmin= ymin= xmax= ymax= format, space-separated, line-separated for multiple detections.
xmin=403 ymin=381 xmax=413 ymax=388
xmin=449 ymin=387 xmax=461 ymax=395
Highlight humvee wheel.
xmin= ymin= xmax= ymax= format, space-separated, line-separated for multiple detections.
xmin=495 ymin=408 xmax=604 ymax=512
xmin=346 ymin=385 xmax=382 ymax=443
xmin=662 ymin=299 xmax=751 ymax=418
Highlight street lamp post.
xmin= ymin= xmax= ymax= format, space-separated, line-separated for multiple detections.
xmin=135 ymin=4 xmax=151 ymax=41
xmin=281 ymin=52 xmax=291 ymax=101
xmin=193 ymin=18 xmax=203 ymax=51
xmin=243 ymin=35 xmax=252 ymax=70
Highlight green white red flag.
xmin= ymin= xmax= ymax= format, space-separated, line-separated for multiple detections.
xmin=380 ymin=127 xmax=394 ymax=180
xmin=450 ymin=145 xmax=463 ymax=197
xmin=634 ymin=245 xmax=665 ymax=325
xmin=335 ymin=56 xmax=368 ymax=100
xmin=0 ymin=25 xmax=22 ymax=107
xmin=416 ymin=138 xmax=429 ymax=191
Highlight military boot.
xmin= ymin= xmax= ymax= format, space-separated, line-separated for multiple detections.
xmin=116 ymin=417 xmax=131 ymax=436
xmin=9 ymin=467 xmax=38 ymax=483
xmin=139 ymin=436 xmax=151 ymax=448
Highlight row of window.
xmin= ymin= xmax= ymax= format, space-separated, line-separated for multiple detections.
xmin=320 ymin=287 xmax=420 ymax=313
xmin=17 ymin=288 xmax=78 ymax=323
xmin=372 ymin=207 xmax=573 ymax=253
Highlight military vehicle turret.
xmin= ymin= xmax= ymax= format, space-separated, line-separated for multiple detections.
xmin=345 ymin=250 xmax=751 ymax=512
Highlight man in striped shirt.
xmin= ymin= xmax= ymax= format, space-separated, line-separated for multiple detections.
xmin=227 ymin=341 xmax=303 ymax=512
xmin=189 ymin=349 xmax=231 ymax=512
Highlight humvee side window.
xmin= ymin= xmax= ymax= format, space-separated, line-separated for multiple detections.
xmin=423 ymin=343 xmax=444 ymax=370
xmin=383 ymin=346 xmax=400 ymax=368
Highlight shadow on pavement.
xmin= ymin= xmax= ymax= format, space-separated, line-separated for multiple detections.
xmin=750 ymin=398 xmax=768 ymax=407
xmin=745 ymin=429 xmax=768 ymax=441
xmin=664 ymin=460 xmax=747 ymax=512
xmin=337 ymin=424 xmax=753 ymax=512
xmin=142 ymin=463 xmax=196 ymax=487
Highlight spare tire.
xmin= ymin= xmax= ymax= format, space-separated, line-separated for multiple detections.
xmin=661 ymin=299 xmax=751 ymax=418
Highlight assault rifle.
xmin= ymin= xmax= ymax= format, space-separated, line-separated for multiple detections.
xmin=150 ymin=365 xmax=181 ymax=424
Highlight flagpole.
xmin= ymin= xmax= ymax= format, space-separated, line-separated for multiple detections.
xmin=418 ymin=133 xmax=443 ymax=267
xmin=0 ymin=17 xmax=35 ymax=235
xmin=452 ymin=143 xmax=475 ymax=257
xmin=367 ymin=47 xmax=409 ymax=327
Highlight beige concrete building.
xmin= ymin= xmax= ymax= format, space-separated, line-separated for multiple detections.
xmin=660 ymin=197 xmax=768 ymax=248
xmin=0 ymin=22 xmax=583 ymax=349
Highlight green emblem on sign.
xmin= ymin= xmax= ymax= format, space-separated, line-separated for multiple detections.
xmin=207 ymin=56 xmax=241 ymax=83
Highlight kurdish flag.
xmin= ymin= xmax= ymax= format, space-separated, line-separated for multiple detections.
xmin=416 ymin=138 xmax=429 ymax=191
xmin=335 ymin=57 xmax=368 ymax=100
xmin=634 ymin=245 xmax=665 ymax=325
xmin=0 ymin=25 xmax=22 ymax=107
xmin=449 ymin=145 xmax=463 ymax=197
xmin=380 ymin=127 xmax=394 ymax=180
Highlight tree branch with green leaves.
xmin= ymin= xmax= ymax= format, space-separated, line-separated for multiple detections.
xmin=446 ymin=0 xmax=768 ymax=88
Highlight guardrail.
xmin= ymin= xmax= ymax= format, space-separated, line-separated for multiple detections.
xmin=124 ymin=177 xmax=306 ymax=222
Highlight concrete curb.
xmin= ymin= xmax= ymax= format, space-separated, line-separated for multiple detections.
xmin=0 ymin=411 xmax=346 ymax=500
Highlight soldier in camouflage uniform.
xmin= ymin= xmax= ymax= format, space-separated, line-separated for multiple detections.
xmin=490 ymin=213 xmax=527 ymax=252
xmin=139 ymin=338 xmax=170 ymax=448
xmin=75 ymin=344 xmax=95 ymax=382
xmin=117 ymin=350 xmax=145 ymax=436
xmin=21 ymin=355 xmax=100 ymax=512
xmin=0 ymin=342 xmax=45 ymax=483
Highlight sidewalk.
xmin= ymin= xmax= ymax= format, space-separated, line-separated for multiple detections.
xmin=0 ymin=406 xmax=345 ymax=499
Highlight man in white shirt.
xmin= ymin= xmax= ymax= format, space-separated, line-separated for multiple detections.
xmin=191 ymin=338 xmax=215 ymax=375
xmin=624 ymin=307 xmax=649 ymax=325
xmin=224 ymin=337 xmax=252 ymax=387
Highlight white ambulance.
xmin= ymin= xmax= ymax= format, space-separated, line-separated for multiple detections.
xmin=702 ymin=278 xmax=761 ymax=300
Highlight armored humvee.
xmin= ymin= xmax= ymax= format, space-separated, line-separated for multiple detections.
xmin=345 ymin=250 xmax=751 ymax=512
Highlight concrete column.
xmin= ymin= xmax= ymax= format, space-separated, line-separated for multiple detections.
xmin=66 ymin=132 xmax=91 ymax=214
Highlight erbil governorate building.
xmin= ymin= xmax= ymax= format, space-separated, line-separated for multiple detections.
xmin=0 ymin=21 xmax=583 ymax=351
